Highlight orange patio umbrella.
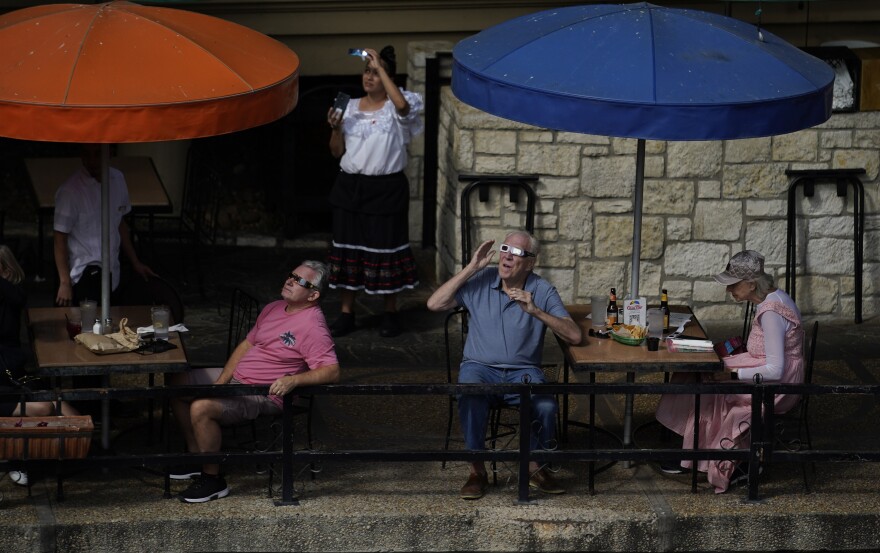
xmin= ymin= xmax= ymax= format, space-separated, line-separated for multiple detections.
xmin=0 ymin=1 xmax=300 ymax=320
xmin=0 ymin=0 xmax=299 ymax=142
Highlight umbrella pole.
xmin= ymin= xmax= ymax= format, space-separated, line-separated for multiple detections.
xmin=101 ymin=144 xmax=111 ymax=329
xmin=622 ymin=138 xmax=646 ymax=470
xmin=630 ymin=139 xmax=645 ymax=299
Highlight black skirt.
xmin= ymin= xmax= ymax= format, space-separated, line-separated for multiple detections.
xmin=327 ymin=171 xmax=419 ymax=294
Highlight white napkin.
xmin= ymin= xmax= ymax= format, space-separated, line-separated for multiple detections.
xmin=137 ymin=324 xmax=189 ymax=335
xmin=669 ymin=313 xmax=692 ymax=328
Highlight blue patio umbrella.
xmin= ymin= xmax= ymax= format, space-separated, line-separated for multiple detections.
xmin=453 ymin=2 xmax=834 ymax=297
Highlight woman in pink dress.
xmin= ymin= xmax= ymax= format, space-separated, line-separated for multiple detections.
xmin=655 ymin=250 xmax=804 ymax=493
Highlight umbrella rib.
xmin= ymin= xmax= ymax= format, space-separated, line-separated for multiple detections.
xmin=647 ymin=7 xmax=658 ymax=105
xmin=484 ymin=4 xmax=634 ymax=71
xmin=63 ymin=7 xmax=105 ymax=106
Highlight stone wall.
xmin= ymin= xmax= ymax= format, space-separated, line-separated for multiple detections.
xmin=432 ymin=88 xmax=880 ymax=322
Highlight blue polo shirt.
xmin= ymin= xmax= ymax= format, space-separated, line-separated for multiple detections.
xmin=455 ymin=267 xmax=570 ymax=369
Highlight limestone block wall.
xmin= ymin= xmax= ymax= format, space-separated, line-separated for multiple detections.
xmin=435 ymin=87 xmax=880 ymax=322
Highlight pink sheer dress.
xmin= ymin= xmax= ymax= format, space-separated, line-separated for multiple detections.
xmin=655 ymin=292 xmax=804 ymax=493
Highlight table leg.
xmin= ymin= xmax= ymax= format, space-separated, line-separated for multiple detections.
xmin=588 ymin=371 xmax=595 ymax=495
xmin=622 ymin=371 xmax=635 ymax=469
xmin=36 ymin=212 xmax=45 ymax=281
xmin=562 ymin=358 xmax=570 ymax=443
xmin=101 ymin=374 xmax=110 ymax=451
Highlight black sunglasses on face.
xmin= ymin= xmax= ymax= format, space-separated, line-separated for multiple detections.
xmin=286 ymin=272 xmax=318 ymax=290
xmin=499 ymin=243 xmax=536 ymax=258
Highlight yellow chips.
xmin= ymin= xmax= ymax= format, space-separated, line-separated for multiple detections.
xmin=612 ymin=323 xmax=647 ymax=339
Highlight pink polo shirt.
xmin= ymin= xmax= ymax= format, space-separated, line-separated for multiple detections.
xmin=233 ymin=301 xmax=338 ymax=407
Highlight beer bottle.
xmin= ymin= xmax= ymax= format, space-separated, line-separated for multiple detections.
xmin=660 ymin=288 xmax=670 ymax=331
xmin=606 ymin=288 xmax=618 ymax=326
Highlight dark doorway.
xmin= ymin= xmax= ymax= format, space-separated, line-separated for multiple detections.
xmin=279 ymin=75 xmax=362 ymax=238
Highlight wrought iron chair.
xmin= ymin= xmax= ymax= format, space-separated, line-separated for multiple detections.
xmin=773 ymin=320 xmax=819 ymax=493
xmin=441 ymin=174 xmax=545 ymax=483
xmin=441 ymin=307 xmax=517 ymax=483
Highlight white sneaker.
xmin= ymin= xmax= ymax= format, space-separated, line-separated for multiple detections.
xmin=8 ymin=470 xmax=28 ymax=486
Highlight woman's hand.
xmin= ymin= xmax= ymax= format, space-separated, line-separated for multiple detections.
xmin=327 ymin=107 xmax=343 ymax=132
xmin=362 ymin=48 xmax=381 ymax=72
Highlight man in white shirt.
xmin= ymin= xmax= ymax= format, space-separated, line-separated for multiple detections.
xmin=53 ymin=144 xmax=156 ymax=307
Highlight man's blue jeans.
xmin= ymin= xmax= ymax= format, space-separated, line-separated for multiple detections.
xmin=457 ymin=361 xmax=558 ymax=452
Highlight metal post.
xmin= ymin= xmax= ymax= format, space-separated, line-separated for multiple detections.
xmin=517 ymin=387 xmax=532 ymax=504
xmin=630 ymin=139 xmax=646 ymax=298
xmin=101 ymin=144 xmax=111 ymax=326
xmin=275 ymin=393 xmax=299 ymax=506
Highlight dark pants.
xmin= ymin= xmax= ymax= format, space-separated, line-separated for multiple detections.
xmin=73 ymin=265 xmax=122 ymax=306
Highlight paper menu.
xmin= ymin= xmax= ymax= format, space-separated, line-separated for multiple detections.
xmin=666 ymin=338 xmax=714 ymax=353
xmin=622 ymin=297 xmax=647 ymax=326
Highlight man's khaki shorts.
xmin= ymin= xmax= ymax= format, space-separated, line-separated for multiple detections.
xmin=180 ymin=367 xmax=282 ymax=425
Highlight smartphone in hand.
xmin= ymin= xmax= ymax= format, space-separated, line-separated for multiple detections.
xmin=333 ymin=92 xmax=350 ymax=117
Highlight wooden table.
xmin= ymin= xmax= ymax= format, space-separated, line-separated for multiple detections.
xmin=558 ymin=304 xmax=722 ymax=467
xmin=24 ymin=156 xmax=173 ymax=278
xmin=27 ymin=305 xmax=189 ymax=450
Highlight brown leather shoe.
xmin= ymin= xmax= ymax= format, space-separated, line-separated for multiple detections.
xmin=460 ymin=472 xmax=489 ymax=500
xmin=529 ymin=468 xmax=565 ymax=494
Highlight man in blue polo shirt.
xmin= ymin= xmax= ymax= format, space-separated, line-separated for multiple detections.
xmin=427 ymin=230 xmax=581 ymax=500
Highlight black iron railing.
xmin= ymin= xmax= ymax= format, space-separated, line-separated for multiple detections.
xmin=1 ymin=382 xmax=879 ymax=505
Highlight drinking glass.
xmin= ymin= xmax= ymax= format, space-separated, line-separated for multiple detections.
xmin=647 ymin=308 xmax=664 ymax=339
xmin=590 ymin=295 xmax=607 ymax=327
xmin=66 ymin=308 xmax=82 ymax=340
xmin=151 ymin=306 xmax=171 ymax=341
xmin=80 ymin=300 xmax=97 ymax=334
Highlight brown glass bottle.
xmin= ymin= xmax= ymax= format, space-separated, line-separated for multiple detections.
xmin=660 ymin=288 xmax=670 ymax=331
xmin=606 ymin=288 xmax=618 ymax=326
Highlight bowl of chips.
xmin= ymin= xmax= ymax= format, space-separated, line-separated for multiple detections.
xmin=610 ymin=323 xmax=648 ymax=346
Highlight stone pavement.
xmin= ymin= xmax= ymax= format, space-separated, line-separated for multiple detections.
xmin=1 ymin=238 xmax=879 ymax=552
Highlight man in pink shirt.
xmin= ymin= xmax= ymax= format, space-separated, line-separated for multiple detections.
xmin=170 ymin=260 xmax=340 ymax=503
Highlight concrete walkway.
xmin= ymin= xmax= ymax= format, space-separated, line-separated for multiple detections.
xmin=2 ymin=240 xmax=879 ymax=552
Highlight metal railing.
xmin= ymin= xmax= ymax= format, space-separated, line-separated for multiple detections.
xmin=2 ymin=381 xmax=879 ymax=504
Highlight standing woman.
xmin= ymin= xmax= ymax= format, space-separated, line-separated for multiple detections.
xmin=326 ymin=46 xmax=423 ymax=338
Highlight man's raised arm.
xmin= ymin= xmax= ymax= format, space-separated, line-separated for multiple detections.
xmin=427 ymin=239 xmax=496 ymax=312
